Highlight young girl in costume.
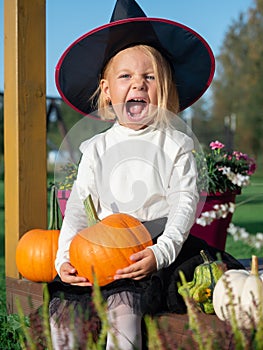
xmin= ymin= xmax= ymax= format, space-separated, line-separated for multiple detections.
xmin=49 ymin=1 xmax=243 ymax=349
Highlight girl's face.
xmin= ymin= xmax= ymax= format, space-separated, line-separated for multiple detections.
xmin=100 ymin=46 xmax=158 ymax=130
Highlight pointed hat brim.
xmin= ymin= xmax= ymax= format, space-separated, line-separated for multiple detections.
xmin=55 ymin=1 xmax=215 ymax=115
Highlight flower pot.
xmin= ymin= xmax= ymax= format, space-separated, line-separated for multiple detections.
xmin=191 ymin=191 xmax=239 ymax=251
xmin=56 ymin=189 xmax=71 ymax=218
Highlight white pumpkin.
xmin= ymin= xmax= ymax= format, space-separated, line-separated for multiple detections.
xmin=213 ymin=255 xmax=263 ymax=328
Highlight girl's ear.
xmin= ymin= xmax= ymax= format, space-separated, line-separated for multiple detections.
xmin=100 ymin=79 xmax=110 ymax=99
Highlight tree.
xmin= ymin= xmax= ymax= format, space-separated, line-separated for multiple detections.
xmin=211 ymin=0 xmax=263 ymax=162
xmin=188 ymin=97 xmax=221 ymax=147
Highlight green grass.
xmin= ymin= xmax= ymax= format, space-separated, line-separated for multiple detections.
xmin=225 ymin=175 xmax=263 ymax=258
xmin=0 ymin=257 xmax=24 ymax=350
xmin=232 ymin=176 xmax=263 ymax=233
xmin=225 ymin=236 xmax=261 ymax=259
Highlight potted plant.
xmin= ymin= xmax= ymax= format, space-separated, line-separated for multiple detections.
xmin=191 ymin=140 xmax=256 ymax=250
xmin=55 ymin=163 xmax=78 ymax=217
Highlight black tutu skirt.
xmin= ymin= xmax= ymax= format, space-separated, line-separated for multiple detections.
xmin=48 ymin=234 xmax=244 ymax=318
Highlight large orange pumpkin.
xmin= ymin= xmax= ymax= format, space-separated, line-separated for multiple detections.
xmin=15 ymin=185 xmax=60 ymax=282
xmin=15 ymin=229 xmax=59 ymax=282
xmin=69 ymin=210 xmax=153 ymax=286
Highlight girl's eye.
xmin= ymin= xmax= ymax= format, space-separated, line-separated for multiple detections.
xmin=119 ymin=74 xmax=130 ymax=79
xmin=146 ymin=75 xmax=155 ymax=81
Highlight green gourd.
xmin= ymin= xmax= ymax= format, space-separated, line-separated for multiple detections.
xmin=178 ymin=250 xmax=226 ymax=314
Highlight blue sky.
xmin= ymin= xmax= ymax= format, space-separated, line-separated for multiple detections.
xmin=0 ymin=0 xmax=253 ymax=97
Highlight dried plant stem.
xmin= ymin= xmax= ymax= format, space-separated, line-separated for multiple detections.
xmin=42 ymin=284 xmax=53 ymax=350
xmin=179 ymin=271 xmax=213 ymax=350
xmin=221 ymin=275 xmax=247 ymax=349
xmin=252 ymin=255 xmax=263 ymax=350
xmin=144 ymin=315 xmax=163 ymax=349
xmin=254 ymin=302 xmax=263 ymax=350
xmin=92 ymin=274 xmax=110 ymax=349
xmin=15 ymin=299 xmax=36 ymax=350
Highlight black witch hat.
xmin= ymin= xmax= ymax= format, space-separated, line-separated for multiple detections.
xmin=56 ymin=0 xmax=215 ymax=115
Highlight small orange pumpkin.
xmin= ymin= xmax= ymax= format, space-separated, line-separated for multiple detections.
xmin=16 ymin=185 xmax=60 ymax=282
xmin=69 ymin=195 xmax=153 ymax=286
xmin=15 ymin=229 xmax=59 ymax=282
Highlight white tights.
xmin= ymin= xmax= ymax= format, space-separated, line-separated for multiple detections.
xmin=106 ymin=303 xmax=142 ymax=350
xmin=50 ymin=297 xmax=142 ymax=350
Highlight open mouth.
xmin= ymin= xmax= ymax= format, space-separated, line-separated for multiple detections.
xmin=126 ymin=99 xmax=148 ymax=121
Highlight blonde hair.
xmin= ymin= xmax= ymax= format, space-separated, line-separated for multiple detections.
xmin=92 ymin=45 xmax=179 ymax=124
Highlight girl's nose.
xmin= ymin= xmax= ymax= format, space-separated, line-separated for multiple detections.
xmin=132 ymin=77 xmax=146 ymax=90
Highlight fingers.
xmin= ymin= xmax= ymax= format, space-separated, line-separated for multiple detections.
xmin=115 ymin=263 xmax=146 ymax=280
xmin=71 ymin=281 xmax=93 ymax=287
xmin=60 ymin=262 xmax=92 ymax=286
xmin=129 ymin=250 xmax=145 ymax=262
xmin=114 ymin=248 xmax=157 ymax=281
xmin=64 ymin=274 xmax=91 ymax=285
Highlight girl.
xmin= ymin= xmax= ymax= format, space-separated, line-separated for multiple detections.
xmin=51 ymin=42 xmax=198 ymax=350
xmin=49 ymin=0 xmax=242 ymax=349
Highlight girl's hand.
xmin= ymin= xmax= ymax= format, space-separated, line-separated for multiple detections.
xmin=60 ymin=262 xmax=92 ymax=286
xmin=114 ymin=248 xmax=157 ymax=281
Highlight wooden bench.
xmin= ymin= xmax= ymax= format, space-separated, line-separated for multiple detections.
xmin=6 ymin=276 xmax=230 ymax=348
xmin=6 ymin=258 xmax=262 ymax=349
xmin=157 ymin=313 xmax=232 ymax=349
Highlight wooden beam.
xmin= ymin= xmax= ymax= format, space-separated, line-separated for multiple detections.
xmin=4 ymin=0 xmax=47 ymax=278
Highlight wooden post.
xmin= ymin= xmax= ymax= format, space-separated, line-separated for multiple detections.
xmin=4 ymin=0 xmax=46 ymax=311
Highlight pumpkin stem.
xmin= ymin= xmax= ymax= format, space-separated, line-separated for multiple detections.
xmin=200 ymin=250 xmax=211 ymax=263
xmin=250 ymin=255 xmax=259 ymax=276
xmin=84 ymin=194 xmax=100 ymax=227
xmin=48 ymin=184 xmax=60 ymax=230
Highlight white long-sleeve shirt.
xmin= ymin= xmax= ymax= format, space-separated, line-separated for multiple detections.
xmin=55 ymin=122 xmax=199 ymax=275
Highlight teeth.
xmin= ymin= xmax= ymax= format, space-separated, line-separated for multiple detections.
xmin=128 ymin=99 xmax=145 ymax=103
